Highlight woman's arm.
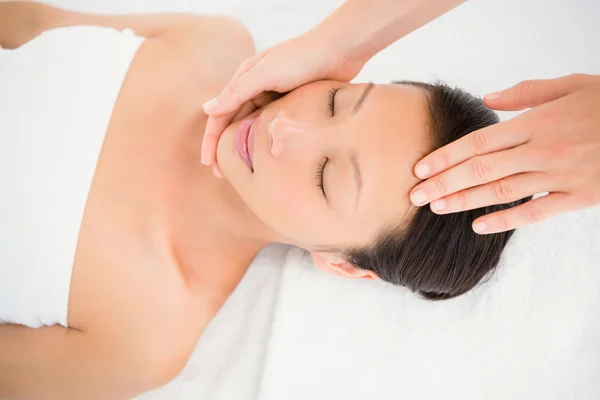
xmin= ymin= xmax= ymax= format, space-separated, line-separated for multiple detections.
xmin=0 ymin=1 xmax=205 ymax=49
xmin=314 ymin=0 xmax=468 ymax=65
xmin=0 ymin=324 xmax=167 ymax=399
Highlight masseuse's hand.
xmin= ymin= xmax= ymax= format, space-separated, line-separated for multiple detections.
xmin=201 ymin=31 xmax=364 ymax=169
xmin=410 ymin=73 xmax=600 ymax=234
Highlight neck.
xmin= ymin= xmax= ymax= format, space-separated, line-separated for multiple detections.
xmin=206 ymin=176 xmax=277 ymax=249
xmin=167 ymin=167 xmax=282 ymax=282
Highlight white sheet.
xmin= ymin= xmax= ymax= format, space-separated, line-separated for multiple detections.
xmin=33 ymin=0 xmax=600 ymax=399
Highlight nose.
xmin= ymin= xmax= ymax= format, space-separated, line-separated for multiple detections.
xmin=268 ymin=115 xmax=322 ymax=158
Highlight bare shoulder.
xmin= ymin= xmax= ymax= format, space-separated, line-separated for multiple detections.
xmin=146 ymin=16 xmax=255 ymax=103
xmin=64 ymin=16 xmax=257 ymax=388
xmin=167 ymin=15 xmax=255 ymax=96
xmin=92 ymin=15 xmax=255 ymax=128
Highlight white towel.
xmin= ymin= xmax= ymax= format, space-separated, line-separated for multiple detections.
xmin=0 ymin=26 xmax=144 ymax=328
xmin=257 ymin=206 xmax=600 ymax=400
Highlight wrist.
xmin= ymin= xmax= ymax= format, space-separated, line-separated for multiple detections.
xmin=309 ymin=5 xmax=376 ymax=67
xmin=310 ymin=0 xmax=469 ymax=67
xmin=307 ymin=23 xmax=356 ymax=62
xmin=299 ymin=25 xmax=364 ymax=82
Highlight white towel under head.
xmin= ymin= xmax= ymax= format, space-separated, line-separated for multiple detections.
xmin=257 ymin=205 xmax=600 ymax=400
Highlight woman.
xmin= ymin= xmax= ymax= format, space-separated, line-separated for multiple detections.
xmin=0 ymin=2 xmax=524 ymax=398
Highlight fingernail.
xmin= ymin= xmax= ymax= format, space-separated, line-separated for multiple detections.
xmin=430 ymin=199 xmax=446 ymax=212
xmin=473 ymin=221 xmax=488 ymax=233
xmin=411 ymin=189 xmax=427 ymax=205
xmin=484 ymin=91 xmax=501 ymax=101
xmin=415 ymin=163 xmax=430 ymax=179
xmin=203 ymin=98 xmax=217 ymax=112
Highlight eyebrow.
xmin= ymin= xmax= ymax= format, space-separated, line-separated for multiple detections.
xmin=351 ymin=82 xmax=375 ymax=115
xmin=351 ymin=150 xmax=362 ymax=210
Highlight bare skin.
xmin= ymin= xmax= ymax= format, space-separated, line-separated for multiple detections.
xmin=0 ymin=3 xmax=263 ymax=398
xmin=2 ymin=3 xmax=440 ymax=397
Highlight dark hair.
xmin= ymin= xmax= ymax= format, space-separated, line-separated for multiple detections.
xmin=344 ymin=81 xmax=530 ymax=300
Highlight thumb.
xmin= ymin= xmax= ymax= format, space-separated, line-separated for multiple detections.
xmin=484 ymin=73 xmax=596 ymax=111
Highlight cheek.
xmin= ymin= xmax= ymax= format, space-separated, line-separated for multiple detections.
xmin=250 ymin=170 xmax=321 ymax=239
xmin=255 ymin=171 xmax=308 ymax=218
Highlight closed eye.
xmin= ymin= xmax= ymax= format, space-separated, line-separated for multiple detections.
xmin=327 ymin=87 xmax=339 ymax=117
xmin=315 ymin=157 xmax=328 ymax=197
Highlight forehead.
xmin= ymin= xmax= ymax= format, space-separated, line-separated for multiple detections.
xmin=350 ymin=84 xmax=430 ymax=228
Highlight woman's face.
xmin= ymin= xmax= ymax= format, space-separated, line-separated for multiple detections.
xmin=216 ymin=81 xmax=430 ymax=251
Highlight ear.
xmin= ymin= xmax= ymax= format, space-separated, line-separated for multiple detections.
xmin=311 ymin=252 xmax=379 ymax=280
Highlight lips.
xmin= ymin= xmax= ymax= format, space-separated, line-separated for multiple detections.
xmin=247 ymin=116 xmax=259 ymax=167
xmin=234 ymin=114 xmax=260 ymax=172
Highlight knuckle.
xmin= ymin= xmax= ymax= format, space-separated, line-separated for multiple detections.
xmin=525 ymin=206 xmax=545 ymax=223
xmin=240 ymin=58 xmax=254 ymax=72
xmin=528 ymin=147 xmax=552 ymax=168
xmin=567 ymin=73 xmax=592 ymax=85
xmin=437 ymin=151 xmax=451 ymax=170
xmin=561 ymin=73 xmax=595 ymax=92
xmin=498 ymin=215 xmax=511 ymax=232
xmin=548 ymin=144 xmax=569 ymax=162
xmin=468 ymin=130 xmax=488 ymax=155
xmin=568 ymin=73 xmax=585 ymax=82
xmin=527 ymin=146 xmax=543 ymax=162
xmin=227 ymin=80 xmax=241 ymax=99
xmin=432 ymin=177 xmax=448 ymax=196
xmin=492 ymin=178 xmax=514 ymax=203
xmin=457 ymin=191 xmax=469 ymax=211
xmin=518 ymin=79 xmax=536 ymax=95
xmin=470 ymin=158 xmax=491 ymax=182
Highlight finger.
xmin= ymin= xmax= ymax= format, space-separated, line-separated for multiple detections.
xmin=203 ymin=55 xmax=263 ymax=114
xmin=204 ymin=54 xmax=270 ymax=116
xmin=201 ymin=92 xmax=282 ymax=165
xmin=231 ymin=102 xmax=259 ymax=124
xmin=429 ymin=172 xmax=549 ymax=214
xmin=484 ymin=73 xmax=600 ymax=111
xmin=201 ymin=115 xmax=232 ymax=165
xmin=201 ymin=91 xmax=282 ymax=165
xmin=471 ymin=192 xmax=571 ymax=234
xmin=411 ymin=147 xmax=533 ymax=206
xmin=231 ymin=55 xmax=262 ymax=82
xmin=250 ymin=91 xmax=283 ymax=110
xmin=413 ymin=120 xmax=530 ymax=180
xmin=230 ymin=92 xmax=282 ymax=124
